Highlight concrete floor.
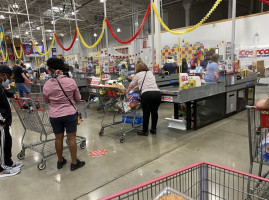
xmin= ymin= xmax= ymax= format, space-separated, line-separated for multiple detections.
xmin=1 ymin=86 xmax=269 ymax=200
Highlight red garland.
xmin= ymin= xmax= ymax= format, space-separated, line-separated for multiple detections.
xmin=6 ymin=47 xmax=15 ymax=60
xmin=105 ymin=3 xmax=151 ymax=44
xmin=260 ymin=0 xmax=269 ymax=5
xmin=54 ymin=29 xmax=77 ymax=51
xmin=21 ymin=41 xmax=33 ymax=55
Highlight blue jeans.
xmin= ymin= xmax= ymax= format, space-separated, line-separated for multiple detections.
xmin=16 ymin=83 xmax=31 ymax=97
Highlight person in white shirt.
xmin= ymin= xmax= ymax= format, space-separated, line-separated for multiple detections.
xmin=126 ymin=63 xmax=161 ymax=136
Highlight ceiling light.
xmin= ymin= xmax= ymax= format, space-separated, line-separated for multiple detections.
xmin=15 ymin=35 xmax=19 ymax=38
xmin=45 ymin=29 xmax=52 ymax=33
xmin=35 ymin=41 xmax=39 ymax=44
xmin=117 ymin=28 xmax=121 ymax=33
xmin=60 ymin=33 xmax=64 ymax=37
xmin=51 ymin=21 xmax=55 ymax=24
xmin=100 ymin=0 xmax=105 ymax=2
xmin=36 ymin=27 xmax=40 ymax=30
xmin=0 ymin=15 xmax=5 ymax=19
xmin=13 ymin=3 xmax=19 ymax=9
xmin=25 ymin=31 xmax=29 ymax=35
xmin=76 ymin=38 xmax=79 ymax=41
xmin=71 ymin=12 xmax=75 ymax=15
xmin=49 ymin=37 xmax=52 ymax=40
xmin=93 ymin=33 xmax=97 ymax=37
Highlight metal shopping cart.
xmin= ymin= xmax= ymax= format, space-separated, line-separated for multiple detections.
xmin=246 ymin=106 xmax=269 ymax=179
xmin=11 ymin=98 xmax=86 ymax=170
xmin=100 ymin=162 xmax=269 ymax=200
xmin=96 ymin=85 xmax=142 ymax=143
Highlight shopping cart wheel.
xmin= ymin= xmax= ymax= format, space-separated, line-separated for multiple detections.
xmin=120 ymin=136 xmax=126 ymax=143
xmin=38 ymin=159 xmax=46 ymax=170
xmin=17 ymin=150 xmax=25 ymax=160
xmin=80 ymin=142 xmax=86 ymax=149
xmin=99 ymin=129 xmax=104 ymax=136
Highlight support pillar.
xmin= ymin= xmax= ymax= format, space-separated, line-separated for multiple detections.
xmin=183 ymin=0 xmax=191 ymax=27
xmin=228 ymin=0 xmax=232 ymax=18
xmin=154 ymin=0 xmax=161 ymax=68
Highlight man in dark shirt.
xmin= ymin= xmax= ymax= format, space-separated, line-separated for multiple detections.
xmin=0 ymin=65 xmax=22 ymax=178
xmin=163 ymin=57 xmax=177 ymax=75
xmin=201 ymin=52 xmax=212 ymax=69
xmin=13 ymin=59 xmax=32 ymax=97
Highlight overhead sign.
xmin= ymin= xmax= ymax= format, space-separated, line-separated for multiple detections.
xmin=239 ymin=48 xmax=269 ymax=58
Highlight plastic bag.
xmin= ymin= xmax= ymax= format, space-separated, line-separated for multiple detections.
xmin=259 ymin=134 xmax=269 ymax=163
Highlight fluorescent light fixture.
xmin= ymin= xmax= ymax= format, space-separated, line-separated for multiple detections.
xmin=60 ymin=33 xmax=64 ymax=37
xmin=36 ymin=26 xmax=40 ymax=30
xmin=93 ymin=33 xmax=97 ymax=37
xmin=49 ymin=37 xmax=52 ymax=40
xmin=35 ymin=41 xmax=39 ymax=44
xmin=0 ymin=15 xmax=5 ymax=19
xmin=13 ymin=3 xmax=19 ymax=9
xmin=76 ymin=38 xmax=79 ymax=41
xmin=71 ymin=12 xmax=75 ymax=15
xmin=117 ymin=28 xmax=121 ymax=33
xmin=51 ymin=21 xmax=55 ymax=24
xmin=25 ymin=31 xmax=29 ymax=35
xmin=45 ymin=29 xmax=53 ymax=33
xmin=15 ymin=35 xmax=19 ymax=38
xmin=100 ymin=0 xmax=105 ymax=2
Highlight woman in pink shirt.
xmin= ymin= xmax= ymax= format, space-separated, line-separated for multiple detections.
xmin=126 ymin=63 xmax=161 ymax=136
xmin=43 ymin=58 xmax=85 ymax=171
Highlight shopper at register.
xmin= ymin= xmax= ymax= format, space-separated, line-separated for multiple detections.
xmin=43 ymin=58 xmax=85 ymax=171
xmin=126 ymin=63 xmax=161 ymax=136
xmin=181 ymin=58 xmax=188 ymax=73
xmin=204 ymin=54 xmax=219 ymax=83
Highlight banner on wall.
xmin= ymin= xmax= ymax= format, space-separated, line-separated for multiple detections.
xmin=239 ymin=47 xmax=269 ymax=68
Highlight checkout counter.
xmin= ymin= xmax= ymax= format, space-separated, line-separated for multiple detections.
xmin=158 ymin=72 xmax=257 ymax=130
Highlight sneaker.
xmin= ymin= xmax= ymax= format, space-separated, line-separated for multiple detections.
xmin=0 ymin=167 xmax=20 ymax=178
xmin=11 ymin=162 xmax=23 ymax=168
xmin=70 ymin=159 xmax=85 ymax=171
xmin=57 ymin=157 xmax=67 ymax=169
xmin=150 ymin=129 xmax=156 ymax=134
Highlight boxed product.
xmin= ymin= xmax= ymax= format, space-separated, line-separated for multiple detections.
xmin=116 ymin=101 xmax=131 ymax=113
xmin=153 ymin=187 xmax=194 ymax=200
xmin=128 ymin=92 xmax=140 ymax=107
xmin=122 ymin=113 xmax=143 ymax=125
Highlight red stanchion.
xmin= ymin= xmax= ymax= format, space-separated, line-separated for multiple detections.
xmin=105 ymin=3 xmax=151 ymax=44
xmin=6 ymin=47 xmax=15 ymax=60
xmin=54 ymin=29 xmax=77 ymax=51
xmin=21 ymin=41 xmax=33 ymax=55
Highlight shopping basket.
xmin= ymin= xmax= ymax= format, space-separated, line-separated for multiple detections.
xmin=100 ymin=162 xmax=269 ymax=200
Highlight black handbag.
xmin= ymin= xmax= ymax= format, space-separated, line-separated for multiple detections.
xmin=56 ymin=78 xmax=82 ymax=125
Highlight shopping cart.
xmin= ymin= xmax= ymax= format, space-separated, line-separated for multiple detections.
xmin=100 ymin=162 xmax=269 ymax=200
xmin=10 ymin=98 xmax=86 ymax=170
xmin=246 ymin=106 xmax=269 ymax=179
xmin=86 ymin=77 xmax=102 ymax=109
xmin=96 ymin=85 xmax=142 ymax=143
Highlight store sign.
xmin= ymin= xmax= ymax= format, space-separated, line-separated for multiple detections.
xmin=239 ymin=48 xmax=269 ymax=58
xmin=161 ymin=96 xmax=173 ymax=102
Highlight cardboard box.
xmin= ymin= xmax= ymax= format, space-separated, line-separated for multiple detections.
xmin=257 ymin=60 xmax=265 ymax=78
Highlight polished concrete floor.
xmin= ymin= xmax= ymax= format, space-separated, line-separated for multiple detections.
xmin=1 ymin=86 xmax=269 ymax=200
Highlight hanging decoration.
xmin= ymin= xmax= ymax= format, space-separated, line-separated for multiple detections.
xmin=77 ymin=20 xmax=106 ymax=49
xmin=259 ymin=0 xmax=269 ymax=5
xmin=0 ymin=28 xmax=4 ymax=46
xmin=152 ymin=0 xmax=223 ymax=35
xmin=21 ymin=41 xmax=33 ymax=55
xmin=0 ymin=49 xmax=8 ymax=61
xmin=101 ymin=50 xmax=144 ymax=58
xmin=13 ymin=46 xmax=23 ymax=59
xmin=6 ymin=47 xmax=15 ymax=60
xmin=54 ymin=28 xmax=78 ymax=51
xmin=105 ymin=3 xmax=151 ymax=44
xmin=32 ymin=35 xmax=56 ymax=56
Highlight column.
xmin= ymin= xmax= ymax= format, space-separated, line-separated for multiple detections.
xmin=228 ymin=0 xmax=232 ymax=18
xmin=154 ymin=0 xmax=161 ymax=67
xmin=183 ymin=0 xmax=192 ymax=27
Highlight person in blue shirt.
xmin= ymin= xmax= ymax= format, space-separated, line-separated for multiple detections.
xmin=163 ymin=57 xmax=177 ymax=75
xmin=204 ymin=54 xmax=219 ymax=83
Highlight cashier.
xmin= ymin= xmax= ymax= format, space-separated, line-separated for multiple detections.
xmin=204 ymin=54 xmax=219 ymax=83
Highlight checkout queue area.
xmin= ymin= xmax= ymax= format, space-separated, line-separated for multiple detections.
xmin=0 ymin=0 xmax=269 ymax=200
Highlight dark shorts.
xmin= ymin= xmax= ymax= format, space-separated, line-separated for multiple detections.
xmin=50 ymin=113 xmax=78 ymax=134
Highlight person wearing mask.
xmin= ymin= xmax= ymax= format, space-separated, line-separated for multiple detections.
xmin=13 ymin=59 xmax=32 ymax=97
xmin=181 ymin=58 xmax=188 ymax=73
xmin=126 ymin=63 xmax=161 ymax=136
xmin=0 ymin=65 xmax=23 ymax=178
xmin=43 ymin=58 xmax=85 ymax=171
xmin=201 ymin=52 xmax=212 ymax=69
xmin=204 ymin=54 xmax=219 ymax=83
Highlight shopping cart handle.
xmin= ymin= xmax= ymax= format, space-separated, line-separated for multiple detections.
xmin=246 ymin=105 xmax=254 ymax=109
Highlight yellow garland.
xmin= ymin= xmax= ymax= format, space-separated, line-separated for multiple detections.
xmin=152 ymin=0 xmax=223 ymax=35
xmin=13 ymin=45 xmax=23 ymax=59
xmin=77 ymin=20 xmax=105 ymax=49
xmin=0 ymin=49 xmax=8 ymax=61
xmin=32 ymin=34 xmax=55 ymax=56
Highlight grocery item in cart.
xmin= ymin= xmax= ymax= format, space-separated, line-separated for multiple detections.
xmin=116 ymin=101 xmax=131 ymax=113
xmin=154 ymin=187 xmax=194 ymax=200
xmin=128 ymin=92 xmax=140 ymax=107
xmin=258 ymin=133 xmax=269 ymax=163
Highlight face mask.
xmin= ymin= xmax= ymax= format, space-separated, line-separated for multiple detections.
xmin=2 ymin=79 xmax=10 ymax=86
